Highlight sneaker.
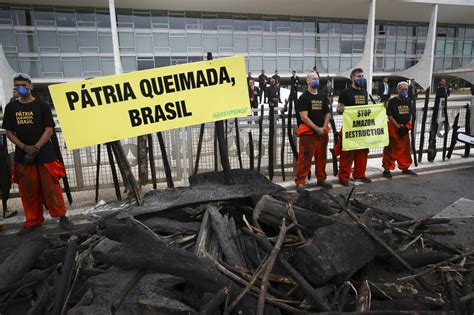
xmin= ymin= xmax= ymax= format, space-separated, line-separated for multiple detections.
xmin=383 ymin=170 xmax=392 ymax=179
xmin=355 ymin=177 xmax=372 ymax=183
xmin=402 ymin=169 xmax=418 ymax=176
xmin=59 ymin=216 xmax=74 ymax=230
xmin=317 ymin=181 xmax=333 ymax=189
xmin=17 ymin=225 xmax=40 ymax=236
xmin=296 ymin=184 xmax=305 ymax=193
xmin=338 ymin=179 xmax=349 ymax=186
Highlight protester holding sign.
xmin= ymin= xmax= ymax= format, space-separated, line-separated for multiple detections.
xmin=382 ymin=82 xmax=417 ymax=178
xmin=294 ymin=72 xmax=332 ymax=192
xmin=2 ymin=73 xmax=72 ymax=235
xmin=334 ymin=68 xmax=371 ymax=186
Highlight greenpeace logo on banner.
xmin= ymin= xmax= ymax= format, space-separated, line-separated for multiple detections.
xmin=49 ymin=56 xmax=249 ymax=150
xmin=342 ymin=104 xmax=389 ymax=151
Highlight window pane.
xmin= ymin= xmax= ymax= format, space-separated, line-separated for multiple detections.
xmin=304 ymin=36 xmax=315 ymax=49
xmin=328 ymin=37 xmax=340 ymax=53
xmin=76 ymin=8 xmax=95 ymax=26
xmin=277 ymin=35 xmax=289 ymax=50
xmin=234 ymin=16 xmax=248 ymax=31
xmin=386 ymin=40 xmax=396 ymax=54
xmin=328 ymin=57 xmax=339 ymax=72
xmin=341 ymin=23 xmax=352 ymax=35
xmin=81 ymin=56 xmax=100 ymax=72
xmin=0 ymin=30 xmax=16 ymax=47
xmin=188 ymin=56 xmax=202 ymax=63
xmin=187 ymin=33 xmax=201 ymax=47
xmin=202 ymin=14 xmax=217 ymax=30
xmin=341 ymin=40 xmax=352 ymax=54
xmin=170 ymin=35 xmax=186 ymax=53
xmin=20 ymin=59 xmax=41 ymax=77
xmin=101 ymin=58 xmax=114 ymax=75
xmin=317 ymin=38 xmax=328 ymax=54
xmin=116 ymin=9 xmax=133 ymax=27
xmin=98 ymin=33 xmax=112 ymax=53
xmin=153 ymin=33 xmax=169 ymax=47
xmin=96 ymin=10 xmax=111 ymax=28
xmin=234 ymin=37 xmax=247 ymax=53
xmin=249 ymin=34 xmax=262 ymax=49
xmin=56 ymin=8 xmax=76 ymax=27
xmin=137 ymin=57 xmax=155 ymax=70
xmin=37 ymin=30 xmax=58 ymax=48
xmin=122 ymin=56 xmax=137 ymax=72
xmin=136 ymin=35 xmax=153 ymax=53
xmin=134 ymin=12 xmax=151 ymax=29
xmin=263 ymin=37 xmax=276 ymax=53
xmin=59 ymin=32 xmax=79 ymax=53
xmin=463 ymin=41 xmax=472 ymax=55
xmin=290 ymin=19 xmax=303 ymax=33
xmin=202 ymin=36 xmax=217 ymax=52
xmin=218 ymin=34 xmax=233 ymax=47
xmin=445 ymin=40 xmax=454 ymax=55
xmin=169 ymin=12 xmax=185 ymax=30
xmin=152 ymin=10 xmax=168 ymax=28
xmin=62 ymin=58 xmax=82 ymax=77
xmin=290 ymin=59 xmax=303 ymax=72
xmin=353 ymin=40 xmax=364 ymax=53
xmin=11 ymin=8 xmax=32 ymax=26
xmin=41 ymin=56 xmax=61 ymax=73
xmin=154 ymin=56 xmax=170 ymax=68
xmin=263 ymin=58 xmax=276 ymax=72
xmin=277 ymin=56 xmax=289 ymax=71
xmin=16 ymin=32 xmax=38 ymax=53
xmin=290 ymin=38 xmax=303 ymax=54
xmin=249 ymin=56 xmax=262 ymax=72
xmin=78 ymin=31 xmax=98 ymax=48
xmin=119 ymin=32 xmax=134 ymax=48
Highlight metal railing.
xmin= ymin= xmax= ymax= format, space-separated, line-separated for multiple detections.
xmin=0 ymin=102 xmax=471 ymax=196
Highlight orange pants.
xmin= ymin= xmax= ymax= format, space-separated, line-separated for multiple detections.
xmin=13 ymin=161 xmax=67 ymax=228
xmin=295 ymin=133 xmax=328 ymax=185
xmin=333 ymin=131 xmax=368 ymax=182
xmin=382 ymin=121 xmax=412 ymax=171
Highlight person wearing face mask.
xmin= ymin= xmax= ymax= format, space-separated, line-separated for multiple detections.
xmin=1 ymin=73 xmax=73 ymax=235
xmin=294 ymin=71 xmax=332 ymax=192
xmin=334 ymin=68 xmax=370 ymax=186
xmin=382 ymin=82 xmax=417 ymax=178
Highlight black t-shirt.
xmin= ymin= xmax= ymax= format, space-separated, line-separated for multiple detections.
xmin=2 ymin=99 xmax=57 ymax=164
xmin=387 ymin=97 xmax=412 ymax=125
xmin=338 ymin=86 xmax=368 ymax=106
xmin=296 ymin=91 xmax=330 ymax=127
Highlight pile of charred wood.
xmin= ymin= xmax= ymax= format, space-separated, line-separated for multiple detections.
xmin=0 ymin=169 xmax=473 ymax=315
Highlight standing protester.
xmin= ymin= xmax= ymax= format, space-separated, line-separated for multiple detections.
xmin=267 ymin=78 xmax=280 ymax=108
xmin=258 ymin=70 xmax=268 ymax=104
xmin=382 ymin=82 xmax=417 ymax=178
xmin=290 ymin=70 xmax=299 ymax=101
xmin=247 ymin=71 xmax=254 ymax=83
xmin=294 ymin=72 xmax=332 ymax=191
xmin=272 ymin=70 xmax=281 ymax=102
xmin=312 ymin=66 xmax=320 ymax=78
xmin=437 ymin=79 xmax=451 ymax=98
xmin=408 ymin=79 xmax=418 ymax=120
xmin=334 ymin=68 xmax=371 ymax=186
xmin=323 ymin=80 xmax=335 ymax=110
xmin=248 ymin=79 xmax=260 ymax=115
xmin=1 ymin=73 xmax=72 ymax=235
xmin=378 ymin=77 xmax=390 ymax=103
xmin=470 ymin=84 xmax=474 ymax=96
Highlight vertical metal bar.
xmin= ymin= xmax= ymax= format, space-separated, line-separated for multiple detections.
xmin=72 ymin=149 xmax=83 ymax=189
xmin=94 ymin=144 xmax=101 ymax=204
xmin=147 ymin=134 xmax=157 ymax=189
xmin=106 ymin=143 xmax=122 ymax=201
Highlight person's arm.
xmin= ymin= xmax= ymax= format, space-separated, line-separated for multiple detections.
xmin=5 ymin=130 xmax=39 ymax=156
xmin=299 ymin=111 xmax=324 ymax=135
xmin=388 ymin=115 xmax=400 ymax=129
xmin=322 ymin=112 xmax=330 ymax=131
xmin=35 ymin=127 xmax=54 ymax=149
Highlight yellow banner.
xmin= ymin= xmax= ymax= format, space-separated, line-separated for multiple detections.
xmin=342 ymin=103 xmax=389 ymax=151
xmin=49 ymin=56 xmax=250 ymax=150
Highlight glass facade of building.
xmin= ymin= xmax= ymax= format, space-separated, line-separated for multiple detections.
xmin=0 ymin=4 xmax=473 ymax=79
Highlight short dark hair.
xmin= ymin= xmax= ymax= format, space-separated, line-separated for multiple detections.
xmin=350 ymin=68 xmax=364 ymax=78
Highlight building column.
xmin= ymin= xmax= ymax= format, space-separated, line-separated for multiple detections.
xmin=367 ymin=0 xmax=376 ymax=94
xmin=108 ymin=0 xmax=123 ymax=75
xmin=427 ymin=4 xmax=438 ymax=92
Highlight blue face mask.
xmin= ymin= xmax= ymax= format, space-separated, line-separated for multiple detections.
xmin=354 ymin=77 xmax=366 ymax=87
xmin=16 ymin=86 xmax=30 ymax=98
xmin=399 ymin=91 xmax=408 ymax=98
xmin=310 ymin=79 xmax=320 ymax=89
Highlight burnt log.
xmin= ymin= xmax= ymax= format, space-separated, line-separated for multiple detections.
xmin=253 ymin=195 xmax=340 ymax=232
xmin=52 ymin=240 xmax=78 ymax=315
xmin=208 ymin=205 xmax=245 ymax=268
xmin=294 ymin=190 xmax=339 ymax=216
xmin=294 ymin=223 xmax=377 ymax=287
xmin=382 ymin=251 xmax=452 ymax=270
xmin=0 ymin=234 xmax=48 ymax=291
xmin=92 ymin=219 xmax=228 ymax=293
xmin=140 ymin=217 xmax=201 ymax=235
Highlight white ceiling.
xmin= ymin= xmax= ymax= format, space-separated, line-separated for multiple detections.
xmin=7 ymin=0 xmax=474 ymax=24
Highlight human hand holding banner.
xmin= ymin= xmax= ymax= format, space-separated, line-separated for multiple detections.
xmin=49 ymin=56 xmax=249 ymax=150
xmin=342 ymin=103 xmax=389 ymax=151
